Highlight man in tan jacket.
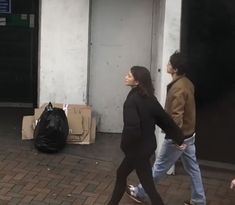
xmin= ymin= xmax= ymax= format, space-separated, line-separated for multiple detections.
xmin=126 ymin=51 xmax=206 ymax=205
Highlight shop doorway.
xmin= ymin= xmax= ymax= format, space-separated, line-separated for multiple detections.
xmin=0 ymin=0 xmax=38 ymax=107
xmin=181 ymin=0 xmax=235 ymax=163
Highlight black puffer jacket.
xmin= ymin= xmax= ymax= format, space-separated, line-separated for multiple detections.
xmin=121 ymin=88 xmax=184 ymax=158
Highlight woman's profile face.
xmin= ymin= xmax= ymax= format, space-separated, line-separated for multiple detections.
xmin=125 ymin=71 xmax=139 ymax=87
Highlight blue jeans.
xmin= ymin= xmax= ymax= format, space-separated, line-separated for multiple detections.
xmin=134 ymin=136 xmax=206 ymax=205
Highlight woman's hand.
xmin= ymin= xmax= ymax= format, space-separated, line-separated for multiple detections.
xmin=230 ymin=179 xmax=235 ymax=189
xmin=175 ymin=143 xmax=187 ymax=151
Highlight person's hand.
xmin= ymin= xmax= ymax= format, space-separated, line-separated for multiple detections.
xmin=175 ymin=143 xmax=187 ymax=151
xmin=230 ymin=179 xmax=235 ymax=189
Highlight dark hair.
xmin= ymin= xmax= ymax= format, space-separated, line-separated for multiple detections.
xmin=169 ymin=51 xmax=186 ymax=75
xmin=130 ymin=66 xmax=154 ymax=97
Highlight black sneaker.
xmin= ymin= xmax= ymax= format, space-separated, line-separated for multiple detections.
xmin=126 ymin=185 xmax=143 ymax=204
xmin=184 ymin=200 xmax=193 ymax=205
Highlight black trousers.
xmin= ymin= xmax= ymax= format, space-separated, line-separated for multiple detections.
xmin=108 ymin=156 xmax=164 ymax=205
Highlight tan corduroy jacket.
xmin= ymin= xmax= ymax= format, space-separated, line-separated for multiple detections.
xmin=165 ymin=76 xmax=195 ymax=137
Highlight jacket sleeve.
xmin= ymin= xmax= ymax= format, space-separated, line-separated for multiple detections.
xmin=122 ymin=99 xmax=142 ymax=147
xmin=153 ymin=97 xmax=184 ymax=145
xmin=167 ymin=86 xmax=186 ymax=128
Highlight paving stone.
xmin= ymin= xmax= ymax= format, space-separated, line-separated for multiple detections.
xmin=0 ymin=130 xmax=234 ymax=205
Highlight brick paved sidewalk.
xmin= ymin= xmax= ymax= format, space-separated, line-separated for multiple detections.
xmin=0 ymin=107 xmax=234 ymax=205
xmin=0 ymin=140 xmax=234 ymax=205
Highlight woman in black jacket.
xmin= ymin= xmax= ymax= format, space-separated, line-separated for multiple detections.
xmin=108 ymin=66 xmax=184 ymax=205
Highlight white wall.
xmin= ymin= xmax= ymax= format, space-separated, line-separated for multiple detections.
xmin=89 ymin=0 xmax=154 ymax=132
xmin=159 ymin=0 xmax=182 ymax=105
xmin=155 ymin=0 xmax=182 ymax=174
xmin=38 ymin=0 xmax=90 ymax=106
xmin=37 ymin=0 xmax=182 ymax=134
xmin=151 ymin=0 xmax=166 ymax=93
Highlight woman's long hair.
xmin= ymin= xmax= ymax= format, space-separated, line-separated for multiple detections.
xmin=130 ymin=66 xmax=154 ymax=97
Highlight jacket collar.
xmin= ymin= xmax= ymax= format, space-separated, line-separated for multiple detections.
xmin=167 ymin=75 xmax=185 ymax=92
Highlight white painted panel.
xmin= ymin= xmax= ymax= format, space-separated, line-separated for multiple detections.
xmin=160 ymin=0 xmax=182 ymax=105
xmin=39 ymin=0 xmax=89 ymax=105
xmin=155 ymin=0 xmax=182 ymax=175
xmin=89 ymin=0 xmax=154 ymax=132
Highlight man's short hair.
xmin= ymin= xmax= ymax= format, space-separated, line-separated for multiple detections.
xmin=169 ymin=51 xmax=186 ymax=75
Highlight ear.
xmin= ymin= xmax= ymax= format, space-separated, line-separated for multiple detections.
xmin=135 ymin=80 xmax=139 ymax=85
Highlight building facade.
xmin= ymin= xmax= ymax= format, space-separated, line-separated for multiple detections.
xmin=1 ymin=0 xmax=235 ymax=164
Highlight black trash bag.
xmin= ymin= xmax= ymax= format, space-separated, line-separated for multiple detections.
xmin=34 ymin=102 xmax=69 ymax=153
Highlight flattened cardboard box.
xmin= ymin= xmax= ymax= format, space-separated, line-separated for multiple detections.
xmin=21 ymin=103 xmax=96 ymax=144
xmin=67 ymin=117 xmax=96 ymax=144
xmin=66 ymin=106 xmax=92 ymax=144
xmin=22 ymin=116 xmax=34 ymax=140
